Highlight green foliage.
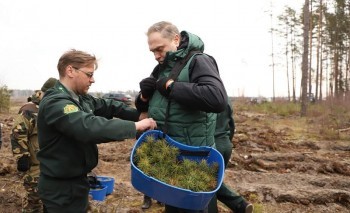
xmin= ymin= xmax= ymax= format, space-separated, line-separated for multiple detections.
xmin=0 ymin=86 xmax=11 ymax=113
xmin=246 ymin=193 xmax=262 ymax=213
xmin=134 ymin=135 xmax=219 ymax=192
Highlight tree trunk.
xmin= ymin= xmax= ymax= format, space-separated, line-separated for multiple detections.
xmin=291 ymin=27 xmax=297 ymax=103
xmin=308 ymin=0 xmax=313 ymax=96
xmin=285 ymin=26 xmax=291 ymax=101
xmin=334 ymin=50 xmax=339 ymax=98
xmin=319 ymin=42 xmax=323 ymax=101
xmin=301 ymin=0 xmax=310 ymax=117
xmin=347 ymin=46 xmax=350 ymax=100
xmin=270 ymin=7 xmax=276 ymax=102
xmin=315 ymin=0 xmax=323 ymax=101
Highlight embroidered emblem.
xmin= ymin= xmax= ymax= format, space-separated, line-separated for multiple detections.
xmin=63 ymin=104 xmax=79 ymax=114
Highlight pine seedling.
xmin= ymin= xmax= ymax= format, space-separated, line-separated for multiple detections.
xmin=145 ymin=135 xmax=156 ymax=143
xmin=179 ymin=172 xmax=198 ymax=191
xmin=150 ymin=139 xmax=170 ymax=163
xmin=168 ymin=177 xmax=180 ymax=186
xmin=137 ymin=157 xmax=152 ymax=175
xmin=134 ymin=135 xmax=220 ymax=192
xmin=134 ymin=135 xmax=155 ymax=163
xmin=208 ymin=162 xmax=219 ymax=177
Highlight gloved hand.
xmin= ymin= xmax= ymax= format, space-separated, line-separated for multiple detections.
xmin=87 ymin=173 xmax=101 ymax=189
xmin=17 ymin=155 xmax=31 ymax=172
xmin=156 ymin=77 xmax=172 ymax=97
xmin=135 ymin=93 xmax=149 ymax=112
xmin=139 ymin=77 xmax=157 ymax=99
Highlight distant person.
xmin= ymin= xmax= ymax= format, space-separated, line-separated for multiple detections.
xmin=135 ymin=21 xmax=227 ymax=213
xmin=10 ymin=77 xmax=57 ymax=213
xmin=215 ymin=98 xmax=253 ymax=213
xmin=36 ymin=49 xmax=157 ymax=212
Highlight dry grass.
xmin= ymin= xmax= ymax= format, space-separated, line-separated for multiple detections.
xmin=233 ymin=98 xmax=350 ymax=141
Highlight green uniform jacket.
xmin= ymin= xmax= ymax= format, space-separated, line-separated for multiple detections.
xmin=148 ymin=31 xmax=227 ymax=147
xmin=214 ymin=98 xmax=235 ymax=167
xmin=11 ymin=102 xmax=40 ymax=175
xmin=215 ymin=98 xmax=235 ymax=144
xmin=37 ymin=82 xmax=140 ymax=179
xmin=11 ymin=102 xmax=39 ymax=163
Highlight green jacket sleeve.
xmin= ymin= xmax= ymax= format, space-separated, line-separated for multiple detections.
xmin=82 ymin=95 xmax=140 ymax=122
xmin=42 ymin=94 xmax=137 ymax=144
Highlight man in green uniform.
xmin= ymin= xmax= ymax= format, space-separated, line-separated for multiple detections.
xmin=10 ymin=77 xmax=57 ymax=213
xmin=215 ymin=98 xmax=253 ymax=213
xmin=36 ymin=49 xmax=157 ymax=213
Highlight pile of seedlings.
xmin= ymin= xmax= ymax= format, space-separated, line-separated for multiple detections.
xmin=133 ymin=135 xmax=219 ymax=192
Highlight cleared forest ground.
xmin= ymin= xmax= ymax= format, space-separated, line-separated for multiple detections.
xmin=0 ymin=99 xmax=349 ymax=213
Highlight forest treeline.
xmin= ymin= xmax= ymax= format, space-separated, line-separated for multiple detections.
xmin=273 ymin=0 xmax=349 ymax=105
xmin=0 ymin=88 xmax=140 ymax=113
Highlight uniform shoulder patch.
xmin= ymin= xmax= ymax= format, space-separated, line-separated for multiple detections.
xmin=63 ymin=104 xmax=79 ymax=114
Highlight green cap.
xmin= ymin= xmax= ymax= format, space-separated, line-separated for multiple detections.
xmin=41 ymin=77 xmax=58 ymax=92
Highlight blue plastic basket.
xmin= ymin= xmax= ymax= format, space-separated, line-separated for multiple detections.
xmin=89 ymin=185 xmax=108 ymax=201
xmin=97 ymin=176 xmax=115 ymax=195
xmin=130 ymin=130 xmax=225 ymax=211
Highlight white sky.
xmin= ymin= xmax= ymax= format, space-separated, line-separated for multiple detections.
xmin=0 ymin=0 xmax=304 ymax=97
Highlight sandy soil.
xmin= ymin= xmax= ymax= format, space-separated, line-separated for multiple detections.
xmin=0 ymin=100 xmax=349 ymax=213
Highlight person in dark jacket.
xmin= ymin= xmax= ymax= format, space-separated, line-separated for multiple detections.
xmin=215 ymin=98 xmax=253 ymax=213
xmin=135 ymin=21 xmax=227 ymax=213
xmin=10 ymin=77 xmax=57 ymax=213
xmin=37 ymin=49 xmax=157 ymax=213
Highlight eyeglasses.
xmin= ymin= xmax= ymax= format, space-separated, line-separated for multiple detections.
xmin=72 ymin=67 xmax=94 ymax=78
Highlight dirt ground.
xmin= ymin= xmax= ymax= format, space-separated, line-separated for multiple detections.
xmin=0 ymin=99 xmax=349 ymax=213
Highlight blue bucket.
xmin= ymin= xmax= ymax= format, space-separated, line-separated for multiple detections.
xmin=130 ymin=130 xmax=225 ymax=211
xmin=97 ymin=176 xmax=115 ymax=195
xmin=89 ymin=185 xmax=108 ymax=201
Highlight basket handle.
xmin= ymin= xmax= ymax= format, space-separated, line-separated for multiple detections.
xmin=179 ymin=150 xmax=210 ymax=157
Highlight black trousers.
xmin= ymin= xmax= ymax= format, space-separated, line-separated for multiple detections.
xmin=38 ymin=174 xmax=89 ymax=213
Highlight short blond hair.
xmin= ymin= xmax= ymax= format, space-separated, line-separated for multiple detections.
xmin=57 ymin=49 xmax=98 ymax=76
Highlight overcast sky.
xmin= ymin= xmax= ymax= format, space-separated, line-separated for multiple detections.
xmin=0 ymin=0 xmax=304 ymax=97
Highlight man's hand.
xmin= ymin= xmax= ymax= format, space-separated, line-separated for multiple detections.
xmin=139 ymin=112 xmax=149 ymax=120
xmin=156 ymin=77 xmax=174 ymax=97
xmin=139 ymin=77 xmax=157 ymax=99
xmin=135 ymin=118 xmax=157 ymax=132
xmin=135 ymin=93 xmax=149 ymax=112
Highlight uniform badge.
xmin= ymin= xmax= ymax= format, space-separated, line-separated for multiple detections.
xmin=63 ymin=104 xmax=79 ymax=114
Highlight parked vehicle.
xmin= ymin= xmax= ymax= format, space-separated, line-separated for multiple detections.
xmin=102 ymin=93 xmax=132 ymax=105
xmin=298 ymin=93 xmax=316 ymax=103
xmin=250 ymin=97 xmax=269 ymax=104
xmin=307 ymin=93 xmax=316 ymax=103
